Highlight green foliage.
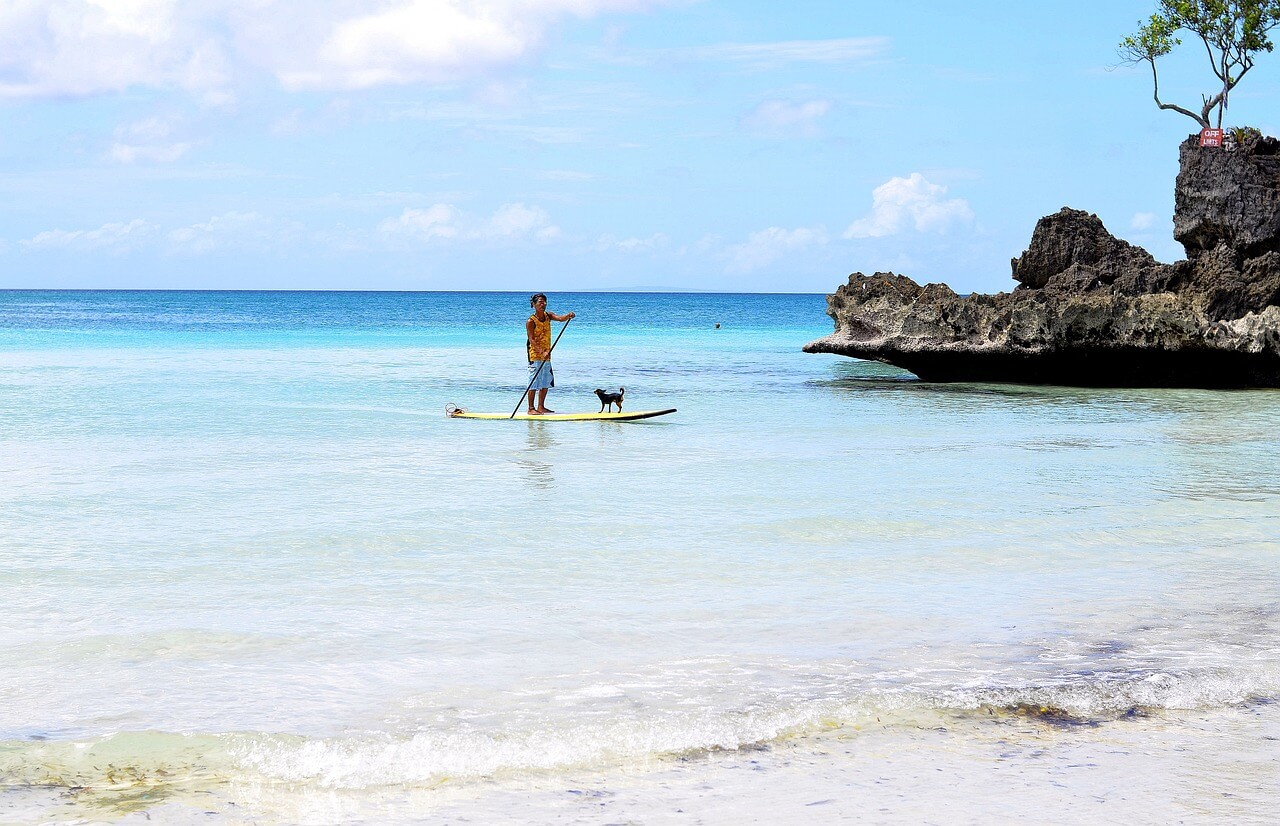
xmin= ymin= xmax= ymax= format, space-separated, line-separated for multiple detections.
xmin=1119 ymin=13 xmax=1181 ymax=62
xmin=1228 ymin=125 xmax=1264 ymax=142
xmin=1120 ymin=0 xmax=1280 ymax=128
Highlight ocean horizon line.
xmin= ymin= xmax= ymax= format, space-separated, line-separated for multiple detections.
xmin=0 ymin=287 xmax=828 ymax=296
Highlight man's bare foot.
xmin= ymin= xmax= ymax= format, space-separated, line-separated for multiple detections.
xmin=527 ymin=408 xmax=543 ymax=416
xmin=537 ymin=407 xmax=554 ymax=414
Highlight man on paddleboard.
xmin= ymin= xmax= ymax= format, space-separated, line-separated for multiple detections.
xmin=526 ymin=293 xmax=574 ymax=415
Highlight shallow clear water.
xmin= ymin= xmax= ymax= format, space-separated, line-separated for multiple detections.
xmin=1 ymin=290 xmax=1278 ymax=823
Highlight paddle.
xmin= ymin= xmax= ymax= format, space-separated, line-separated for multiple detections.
xmin=510 ymin=317 xmax=572 ymax=419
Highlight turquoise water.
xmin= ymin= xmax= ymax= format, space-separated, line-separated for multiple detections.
xmin=2 ymin=291 xmax=1279 ymax=823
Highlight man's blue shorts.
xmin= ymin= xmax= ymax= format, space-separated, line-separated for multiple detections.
xmin=528 ymin=360 xmax=554 ymax=390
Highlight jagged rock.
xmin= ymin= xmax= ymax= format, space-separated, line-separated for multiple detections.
xmin=1010 ymin=208 xmax=1172 ymax=294
xmin=805 ymin=135 xmax=1280 ymax=387
xmin=1175 ymin=134 xmax=1280 ymax=258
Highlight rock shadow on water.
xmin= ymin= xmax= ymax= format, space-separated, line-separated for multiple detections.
xmin=811 ymin=357 xmax=1280 ymax=427
xmin=812 ymin=363 xmax=1142 ymax=407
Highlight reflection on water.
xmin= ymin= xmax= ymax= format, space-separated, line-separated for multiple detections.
xmin=516 ymin=423 xmax=557 ymax=489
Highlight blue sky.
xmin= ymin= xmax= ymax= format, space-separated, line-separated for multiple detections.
xmin=0 ymin=0 xmax=1276 ymax=293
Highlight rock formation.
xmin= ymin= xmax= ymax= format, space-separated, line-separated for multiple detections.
xmin=804 ymin=134 xmax=1280 ymax=387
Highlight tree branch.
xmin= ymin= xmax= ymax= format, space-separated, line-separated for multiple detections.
xmin=1150 ymin=58 xmax=1211 ymax=127
xmin=1202 ymin=34 xmax=1228 ymax=80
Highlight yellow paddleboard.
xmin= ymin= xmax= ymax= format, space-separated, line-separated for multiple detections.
xmin=449 ymin=408 xmax=676 ymax=422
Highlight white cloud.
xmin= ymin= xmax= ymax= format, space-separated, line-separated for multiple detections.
xmin=22 ymin=219 xmax=157 ymax=252
xmin=726 ymin=226 xmax=827 ymax=273
xmin=596 ymin=233 xmax=668 ymax=253
xmin=305 ymin=1 xmax=675 ymax=90
xmin=280 ymin=1 xmax=531 ymax=91
xmin=688 ymin=37 xmax=890 ymax=70
xmin=1131 ymin=212 xmax=1156 ymax=230
xmin=379 ymin=202 xmax=560 ymax=243
xmin=0 ymin=0 xmax=228 ymax=98
xmin=843 ymin=173 xmax=973 ymax=239
xmin=167 ymin=211 xmax=283 ymax=254
xmin=116 ymin=116 xmax=176 ymax=143
xmin=487 ymin=203 xmax=560 ymax=241
xmin=0 ymin=0 xmax=676 ymax=98
xmin=379 ymin=205 xmax=462 ymax=241
xmin=742 ymin=99 xmax=830 ymax=137
xmin=109 ymin=116 xmax=192 ymax=163
xmin=692 ymin=233 xmax=723 ymax=252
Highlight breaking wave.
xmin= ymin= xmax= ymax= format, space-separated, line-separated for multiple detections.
xmin=4 ymin=662 xmax=1276 ymax=798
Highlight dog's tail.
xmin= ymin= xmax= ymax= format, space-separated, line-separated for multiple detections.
xmin=619 ymin=386 xmax=625 ymax=395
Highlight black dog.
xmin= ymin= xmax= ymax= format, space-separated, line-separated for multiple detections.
xmin=594 ymin=387 xmax=625 ymax=412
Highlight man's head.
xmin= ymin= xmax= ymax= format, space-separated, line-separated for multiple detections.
xmin=529 ymin=293 xmax=547 ymax=308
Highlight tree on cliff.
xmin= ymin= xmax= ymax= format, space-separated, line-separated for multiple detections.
xmin=1120 ymin=0 xmax=1280 ymax=128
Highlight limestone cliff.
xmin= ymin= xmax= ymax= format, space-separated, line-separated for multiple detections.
xmin=804 ymin=135 xmax=1280 ymax=387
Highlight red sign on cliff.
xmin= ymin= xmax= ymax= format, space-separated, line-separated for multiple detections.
xmin=1200 ymin=128 xmax=1224 ymax=147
